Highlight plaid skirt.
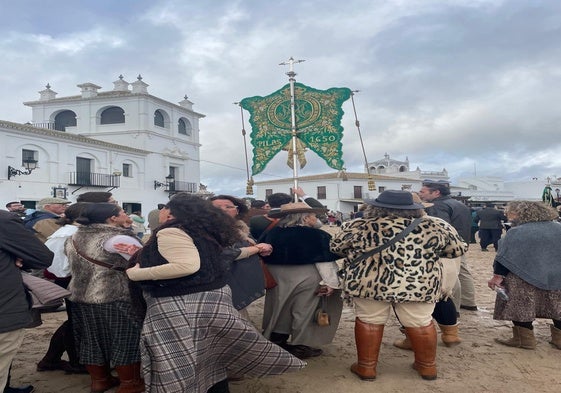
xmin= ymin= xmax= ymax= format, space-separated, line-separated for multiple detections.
xmin=140 ymin=286 xmax=305 ymax=393
xmin=493 ymin=274 xmax=561 ymax=321
xmin=72 ymin=301 xmax=142 ymax=365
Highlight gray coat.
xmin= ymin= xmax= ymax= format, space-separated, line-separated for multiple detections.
xmin=425 ymin=196 xmax=471 ymax=243
xmin=0 ymin=211 xmax=53 ymax=333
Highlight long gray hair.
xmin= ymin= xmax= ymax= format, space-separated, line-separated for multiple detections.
xmin=278 ymin=212 xmax=311 ymax=227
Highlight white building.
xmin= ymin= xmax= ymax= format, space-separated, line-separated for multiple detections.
xmin=254 ymin=154 xmax=450 ymax=217
xmin=254 ymin=151 xmax=558 ymax=212
xmin=1 ymin=75 xmax=204 ymax=213
xmin=457 ymin=176 xmax=557 ymax=204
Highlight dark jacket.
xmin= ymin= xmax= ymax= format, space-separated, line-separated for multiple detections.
xmin=425 ymin=196 xmax=471 ymax=243
xmin=0 ymin=211 xmax=53 ymax=333
xmin=475 ymin=208 xmax=507 ymax=230
xmin=23 ymin=210 xmax=59 ymax=231
xmin=263 ymin=226 xmax=339 ymax=265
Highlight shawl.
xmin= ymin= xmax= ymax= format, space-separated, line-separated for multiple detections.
xmin=495 ymin=221 xmax=561 ymax=290
xmin=263 ymin=226 xmax=338 ymax=265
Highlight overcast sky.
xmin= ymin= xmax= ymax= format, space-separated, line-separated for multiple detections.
xmin=2 ymin=0 xmax=561 ymax=196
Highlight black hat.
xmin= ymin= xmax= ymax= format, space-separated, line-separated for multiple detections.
xmin=422 ymin=179 xmax=450 ymax=187
xmin=364 ymin=190 xmax=424 ymax=210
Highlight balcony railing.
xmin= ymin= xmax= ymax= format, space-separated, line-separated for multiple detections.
xmin=68 ymin=172 xmax=121 ymax=188
xmin=168 ymin=181 xmax=198 ymax=194
xmin=30 ymin=121 xmax=73 ymax=131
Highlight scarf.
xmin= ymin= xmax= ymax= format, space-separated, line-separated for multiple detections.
xmin=495 ymin=221 xmax=561 ymax=290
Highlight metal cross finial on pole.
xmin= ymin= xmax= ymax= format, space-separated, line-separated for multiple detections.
xmin=279 ymin=57 xmax=305 ymax=201
xmin=279 ymin=57 xmax=305 ymax=78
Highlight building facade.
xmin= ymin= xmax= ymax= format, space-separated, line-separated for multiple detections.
xmin=253 ymin=171 xmax=426 ymax=218
xmin=1 ymin=75 xmax=204 ymax=214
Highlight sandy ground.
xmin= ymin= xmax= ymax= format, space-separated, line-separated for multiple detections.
xmin=10 ymin=233 xmax=561 ymax=393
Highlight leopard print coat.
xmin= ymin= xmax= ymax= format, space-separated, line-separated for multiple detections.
xmin=330 ymin=216 xmax=467 ymax=303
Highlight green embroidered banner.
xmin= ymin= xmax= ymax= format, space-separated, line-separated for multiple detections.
xmin=240 ymin=82 xmax=351 ymax=175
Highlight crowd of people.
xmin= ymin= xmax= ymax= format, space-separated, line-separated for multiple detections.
xmin=1 ymin=182 xmax=560 ymax=393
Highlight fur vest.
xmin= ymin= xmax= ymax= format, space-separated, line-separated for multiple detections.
xmin=136 ymin=224 xmax=228 ymax=297
xmin=67 ymin=224 xmax=135 ymax=304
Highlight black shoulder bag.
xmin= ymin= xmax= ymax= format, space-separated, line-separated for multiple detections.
xmin=347 ymin=218 xmax=423 ymax=269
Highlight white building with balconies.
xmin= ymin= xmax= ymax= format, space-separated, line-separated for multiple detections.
xmin=1 ymin=75 xmax=204 ymax=214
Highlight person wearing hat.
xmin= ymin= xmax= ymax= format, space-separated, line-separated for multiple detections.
xmin=23 ymin=197 xmax=71 ymax=243
xmin=330 ymin=190 xmax=468 ymax=381
xmin=418 ymin=180 xmax=478 ymax=312
xmin=261 ymin=202 xmax=343 ymax=360
xmin=249 ymin=187 xmax=324 ymax=240
xmin=474 ymin=203 xmax=507 ymax=252
xmin=5 ymin=202 xmax=26 ymax=219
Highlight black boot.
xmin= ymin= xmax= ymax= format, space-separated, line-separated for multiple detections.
xmin=36 ymin=321 xmax=67 ymax=371
xmin=207 ymin=379 xmax=229 ymax=393
xmin=3 ymin=386 xmax=35 ymax=393
xmin=4 ymin=368 xmax=34 ymax=393
xmin=269 ymin=332 xmax=289 ymax=348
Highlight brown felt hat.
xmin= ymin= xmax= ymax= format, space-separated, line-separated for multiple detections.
xmin=267 ymin=202 xmax=327 ymax=218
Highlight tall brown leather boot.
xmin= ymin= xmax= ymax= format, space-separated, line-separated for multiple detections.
xmin=438 ymin=323 xmax=462 ymax=347
xmin=495 ymin=326 xmax=536 ymax=349
xmin=550 ymin=325 xmax=561 ymax=350
xmin=405 ymin=321 xmax=438 ymax=380
xmin=85 ymin=364 xmax=120 ymax=393
xmin=115 ymin=362 xmax=145 ymax=393
xmin=350 ymin=318 xmax=384 ymax=381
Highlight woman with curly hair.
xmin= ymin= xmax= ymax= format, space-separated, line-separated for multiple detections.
xmin=487 ymin=201 xmax=561 ymax=350
xmin=126 ymin=193 xmax=304 ymax=393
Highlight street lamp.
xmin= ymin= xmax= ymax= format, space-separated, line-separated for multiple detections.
xmin=8 ymin=159 xmax=38 ymax=180
xmin=154 ymin=174 xmax=175 ymax=191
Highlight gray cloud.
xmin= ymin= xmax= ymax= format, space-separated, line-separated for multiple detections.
xmin=2 ymin=0 xmax=561 ymax=195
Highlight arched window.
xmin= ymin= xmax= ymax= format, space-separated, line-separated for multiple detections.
xmin=178 ymin=118 xmax=192 ymax=136
xmin=54 ymin=110 xmax=77 ymax=131
xmin=154 ymin=110 xmax=165 ymax=127
xmin=100 ymin=106 xmax=125 ymax=124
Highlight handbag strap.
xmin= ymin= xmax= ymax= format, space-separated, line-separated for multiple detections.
xmin=71 ymin=240 xmax=125 ymax=271
xmin=256 ymin=218 xmax=280 ymax=243
xmin=348 ymin=217 xmax=423 ymax=268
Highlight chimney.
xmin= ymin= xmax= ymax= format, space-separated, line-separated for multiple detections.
xmin=131 ymin=74 xmax=148 ymax=94
xmin=39 ymin=83 xmax=57 ymax=101
xmin=77 ymin=82 xmax=101 ymax=98
xmin=113 ymin=74 xmax=130 ymax=92
xmin=179 ymin=94 xmax=193 ymax=110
